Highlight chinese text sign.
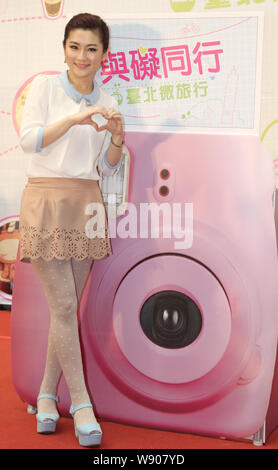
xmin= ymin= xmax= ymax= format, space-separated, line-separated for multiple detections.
xmin=96 ymin=13 xmax=263 ymax=134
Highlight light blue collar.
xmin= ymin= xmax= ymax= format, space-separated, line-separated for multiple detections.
xmin=58 ymin=70 xmax=100 ymax=106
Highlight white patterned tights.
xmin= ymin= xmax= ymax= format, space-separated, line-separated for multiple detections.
xmin=30 ymin=257 xmax=99 ymax=431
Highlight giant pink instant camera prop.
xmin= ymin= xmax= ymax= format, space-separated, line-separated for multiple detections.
xmin=11 ymin=133 xmax=278 ymax=445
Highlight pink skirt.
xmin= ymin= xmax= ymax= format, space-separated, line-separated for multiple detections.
xmin=19 ymin=177 xmax=112 ymax=263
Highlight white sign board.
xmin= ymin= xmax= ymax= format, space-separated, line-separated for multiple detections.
xmin=96 ymin=12 xmax=264 ymax=135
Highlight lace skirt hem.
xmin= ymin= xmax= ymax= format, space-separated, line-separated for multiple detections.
xmin=19 ymin=177 xmax=112 ymax=263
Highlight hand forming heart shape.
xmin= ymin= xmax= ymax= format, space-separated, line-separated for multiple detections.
xmin=75 ymin=105 xmax=123 ymax=135
xmin=90 ymin=107 xmax=123 ymax=134
xmin=91 ymin=113 xmax=108 ymax=129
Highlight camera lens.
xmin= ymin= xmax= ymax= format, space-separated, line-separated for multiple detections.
xmin=140 ymin=290 xmax=202 ymax=349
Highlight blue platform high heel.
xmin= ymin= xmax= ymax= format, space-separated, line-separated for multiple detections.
xmin=69 ymin=403 xmax=102 ymax=447
xmin=36 ymin=394 xmax=60 ymax=434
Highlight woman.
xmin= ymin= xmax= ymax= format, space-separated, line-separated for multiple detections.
xmin=18 ymin=13 xmax=124 ymax=447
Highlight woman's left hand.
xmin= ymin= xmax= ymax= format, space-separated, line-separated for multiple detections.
xmin=105 ymin=108 xmax=124 ymax=139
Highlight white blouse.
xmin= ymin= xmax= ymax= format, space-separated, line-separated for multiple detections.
xmin=19 ymin=70 xmax=122 ymax=180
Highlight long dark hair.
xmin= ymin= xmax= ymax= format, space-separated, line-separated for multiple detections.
xmin=63 ymin=13 xmax=110 ymax=52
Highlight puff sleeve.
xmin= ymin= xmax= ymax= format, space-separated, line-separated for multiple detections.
xmin=19 ymin=74 xmax=49 ymax=154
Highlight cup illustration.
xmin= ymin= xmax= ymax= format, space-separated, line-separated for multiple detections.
xmin=0 ymin=218 xmax=19 ymax=301
xmin=41 ymin=0 xmax=64 ymax=19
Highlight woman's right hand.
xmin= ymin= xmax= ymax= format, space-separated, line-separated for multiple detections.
xmin=73 ymin=106 xmax=108 ymax=131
